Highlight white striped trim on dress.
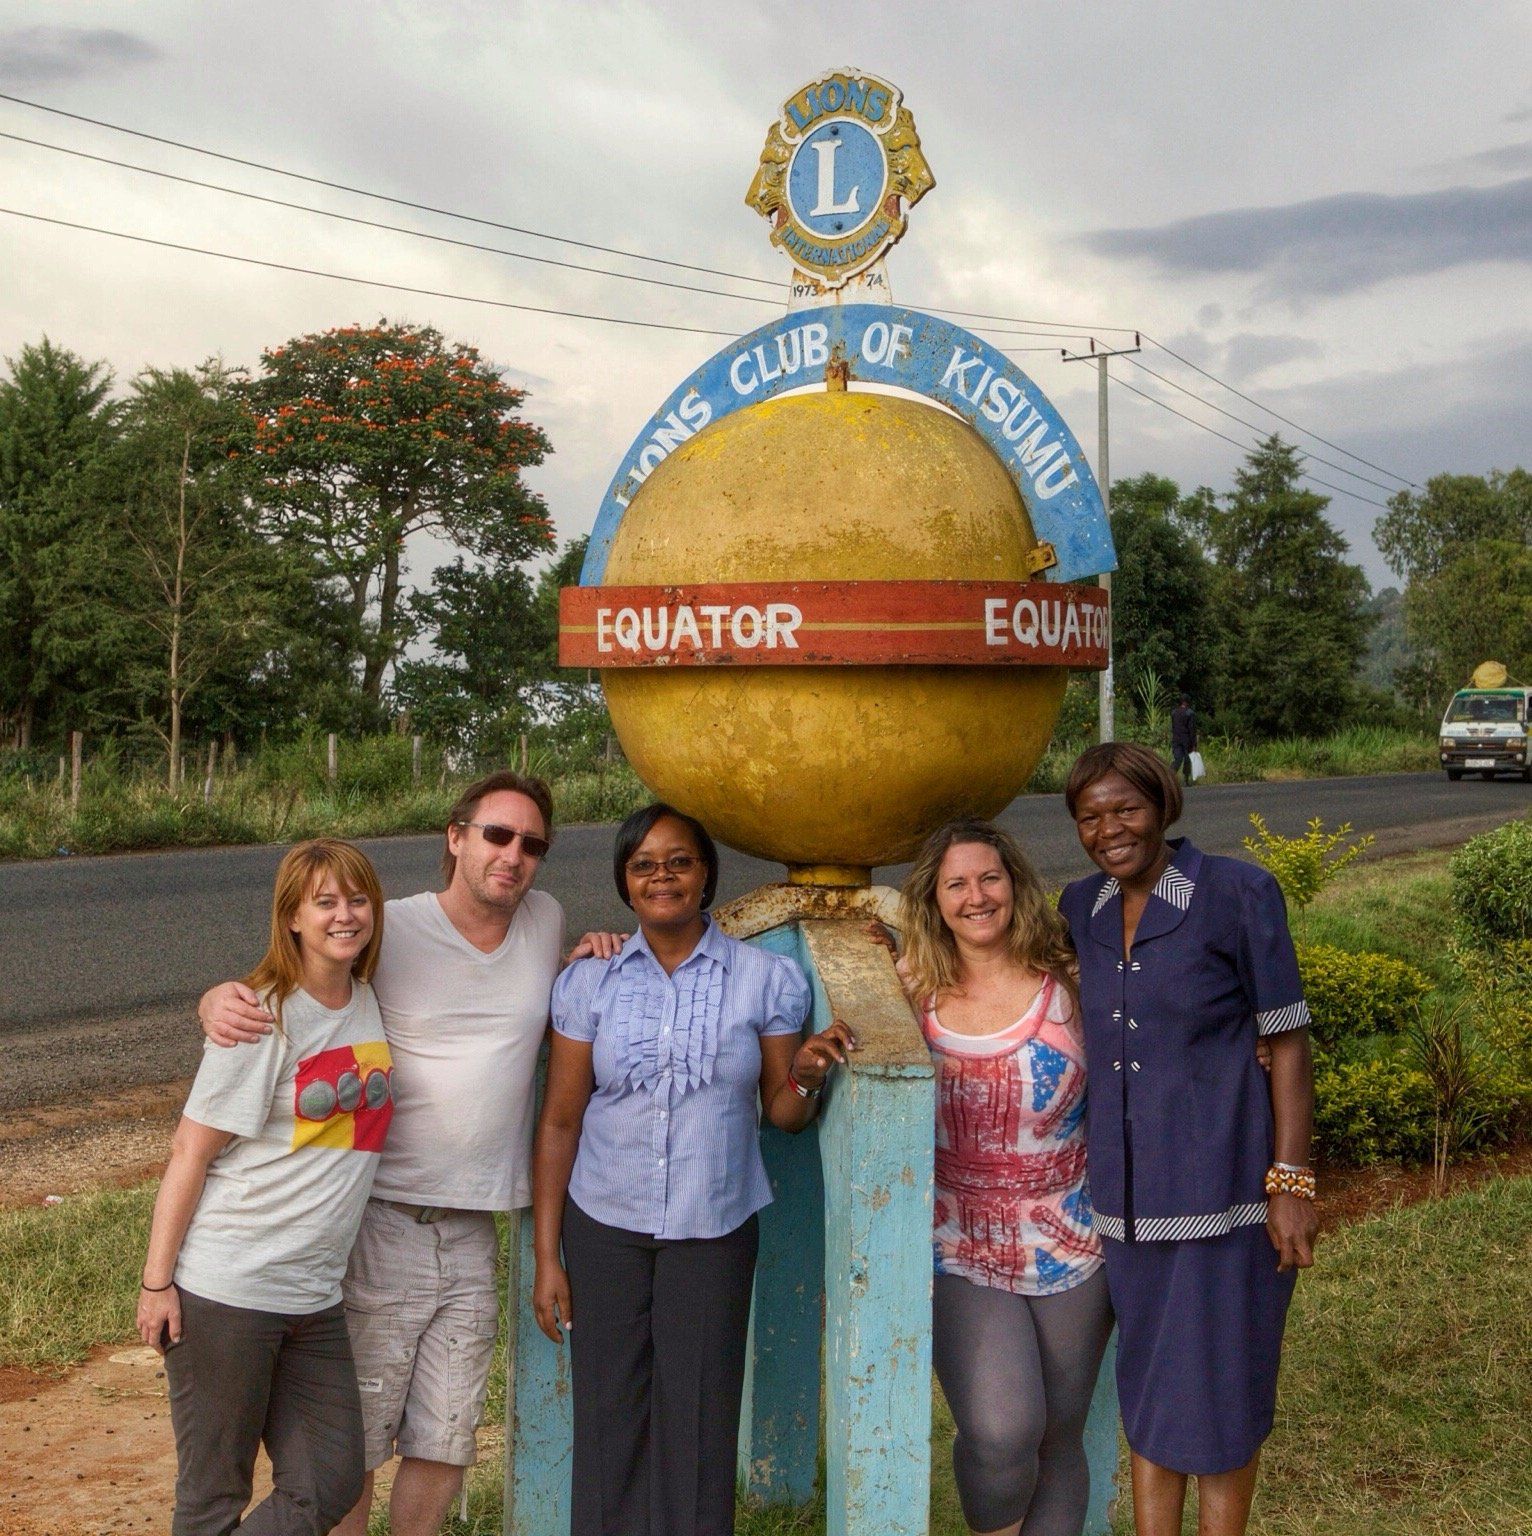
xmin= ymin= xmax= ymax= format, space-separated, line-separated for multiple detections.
xmin=1256 ymin=1000 xmax=1312 ymax=1036
xmin=1154 ymin=865 xmax=1196 ymax=912
xmin=1092 ymin=878 xmax=1120 ymax=916
xmin=1094 ymin=1200 xmax=1269 ymax=1243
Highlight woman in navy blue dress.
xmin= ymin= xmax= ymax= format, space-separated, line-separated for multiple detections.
xmin=1056 ymin=744 xmax=1318 ymax=1536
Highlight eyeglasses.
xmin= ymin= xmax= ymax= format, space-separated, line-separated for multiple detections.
xmin=625 ymin=854 xmax=701 ymax=878
xmin=455 ymin=821 xmax=550 ymax=859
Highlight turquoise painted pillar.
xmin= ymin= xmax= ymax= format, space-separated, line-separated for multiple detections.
xmin=800 ymin=917 xmax=935 ymax=1536
xmin=504 ymin=1051 xmax=572 ymax=1536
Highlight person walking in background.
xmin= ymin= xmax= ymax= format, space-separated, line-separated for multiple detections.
xmin=890 ymin=819 xmax=1113 ymax=1536
xmin=1058 ymin=743 xmax=1317 ymax=1536
xmin=532 ymin=802 xmax=857 ymax=1536
xmin=199 ymin=771 xmax=617 ymax=1536
xmin=1170 ymin=695 xmax=1197 ymax=785
xmin=139 ymin=839 xmax=391 ymax=1536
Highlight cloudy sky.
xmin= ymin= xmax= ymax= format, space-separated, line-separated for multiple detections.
xmin=1 ymin=1 xmax=1527 ymax=591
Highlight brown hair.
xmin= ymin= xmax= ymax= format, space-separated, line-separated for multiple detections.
xmin=243 ymin=839 xmax=385 ymax=1031
xmin=441 ymin=769 xmax=555 ymax=886
xmin=897 ymin=819 xmax=1077 ymax=1014
xmin=1063 ymin=742 xmax=1183 ymax=829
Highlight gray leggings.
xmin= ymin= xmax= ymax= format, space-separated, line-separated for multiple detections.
xmin=932 ymin=1268 xmax=1113 ymax=1535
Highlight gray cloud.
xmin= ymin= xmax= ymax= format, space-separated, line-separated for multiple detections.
xmin=0 ymin=26 xmax=161 ymax=88
xmin=1084 ymin=178 xmax=1532 ymax=298
xmin=1425 ymin=140 xmax=1532 ymax=178
xmin=1217 ymin=332 xmax=1324 ymax=380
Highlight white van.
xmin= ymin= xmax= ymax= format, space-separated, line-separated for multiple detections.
xmin=1438 ymin=686 xmax=1531 ymax=781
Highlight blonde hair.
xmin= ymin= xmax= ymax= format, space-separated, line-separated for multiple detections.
xmin=898 ymin=820 xmax=1077 ymax=1012
xmin=243 ymin=839 xmax=385 ymax=1031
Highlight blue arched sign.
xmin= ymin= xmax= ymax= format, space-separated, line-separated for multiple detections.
xmin=580 ymin=303 xmax=1114 ymax=586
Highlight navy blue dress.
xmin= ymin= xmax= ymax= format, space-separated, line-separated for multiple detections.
xmin=1058 ymin=838 xmax=1310 ymax=1474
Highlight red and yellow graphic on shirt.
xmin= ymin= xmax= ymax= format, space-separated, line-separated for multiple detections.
xmin=293 ymin=1042 xmax=394 ymax=1152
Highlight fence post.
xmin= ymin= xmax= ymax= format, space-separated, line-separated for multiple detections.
xmin=327 ymin=733 xmax=338 ymax=783
xmin=70 ymin=731 xmax=82 ymax=810
xmin=412 ymin=734 xmax=422 ymax=784
xmin=57 ymin=755 xmax=66 ymax=789
xmin=203 ymin=740 xmax=218 ymax=804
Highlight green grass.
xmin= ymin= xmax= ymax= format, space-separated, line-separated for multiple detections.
xmin=0 ymin=1185 xmax=155 ymax=1372
xmin=1289 ymin=849 xmax=1460 ymax=991
xmin=11 ymin=1178 xmax=1528 ymax=1536
xmin=1030 ymin=726 xmax=1436 ymax=796
xmin=0 ymin=759 xmax=648 ymax=861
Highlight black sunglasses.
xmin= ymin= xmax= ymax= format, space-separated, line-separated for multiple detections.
xmin=456 ymin=820 xmax=550 ymax=858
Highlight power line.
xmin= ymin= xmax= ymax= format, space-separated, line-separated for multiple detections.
xmin=1104 ymin=370 xmax=1391 ymax=510
xmin=0 ymin=88 xmax=783 ymax=289
xmin=0 ymin=128 xmax=779 ymax=311
xmin=0 ymin=90 xmax=1143 ymax=342
xmin=1113 ymin=350 xmax=1401 ymax=496
xmin=0 ymin=206 xmax=742 ymax=337
xmin=1138 ymin=330 xmax=1417 ymax=488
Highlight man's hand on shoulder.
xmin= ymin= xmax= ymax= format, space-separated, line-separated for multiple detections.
xmin=199 ymin=981 xmax=273 ymax=1047
xmin=564 ymin=932 xmax=630 ymax=966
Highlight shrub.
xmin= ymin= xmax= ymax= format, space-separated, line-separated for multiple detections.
xmin=1297 ymin=944 xmax=1432 ymax=1048
xmin=1313 ymin=1047 xmax=1436 ymax=1165
xmin=1450 ymin=817 xmax=1532 ymax=952
xmin=1243 ymin=814 xmax=1374 ymax=908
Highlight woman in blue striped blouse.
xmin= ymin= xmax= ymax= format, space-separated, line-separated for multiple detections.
xmin=531 ymin=802 xmax=856 ymax=1536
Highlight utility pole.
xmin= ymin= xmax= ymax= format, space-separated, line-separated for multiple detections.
xmin=1063 ymin=334 xmax=1140 ymax=742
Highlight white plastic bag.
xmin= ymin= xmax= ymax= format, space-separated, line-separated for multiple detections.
xmin=1189 ymin=750 xmax=1206 ymax=782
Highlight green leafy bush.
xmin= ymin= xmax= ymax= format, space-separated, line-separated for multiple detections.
xmin=1313 ymin=1047 xmax=1436 ymax=1165
xmin=1243 ymin=814 xmax=1374 ymax=908
xmin=1297 ymin=943 xmax=1431 ymax=1047
xmin=1450 ymin=817 xmax=1532 ymax=951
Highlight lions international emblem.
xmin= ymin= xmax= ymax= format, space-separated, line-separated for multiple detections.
xmin=747 ymin=69 xmax=934 ymax=290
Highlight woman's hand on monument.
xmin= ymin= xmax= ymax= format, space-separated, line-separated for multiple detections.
xmin=790 ymin=1019 xmax=860 ymax=1091
xmin=199 ymin=981 xmax=273 ymax=1046
xmin=532 ymin=1260 xmax=574 ymax=1345
xmin=865 ymin=921 xmax=918 ymax=1001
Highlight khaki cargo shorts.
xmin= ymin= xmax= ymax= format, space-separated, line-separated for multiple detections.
xmin=343 ymin=1198 xmax=500 ymax=1469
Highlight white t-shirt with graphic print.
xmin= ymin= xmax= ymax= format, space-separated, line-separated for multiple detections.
xmin=175 ymin=981 xmax=393 ymax=1314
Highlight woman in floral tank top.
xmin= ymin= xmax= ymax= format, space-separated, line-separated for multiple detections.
xmin=896 ymin=820 xmax=1112 ymax=1536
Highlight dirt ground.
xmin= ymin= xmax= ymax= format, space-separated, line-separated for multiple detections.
xmin=2 ymin=1085 xmax=1529 ymax=1535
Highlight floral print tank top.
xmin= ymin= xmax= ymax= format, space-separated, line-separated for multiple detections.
xmin=922 ymin=975 xmax=1101 ymax=1295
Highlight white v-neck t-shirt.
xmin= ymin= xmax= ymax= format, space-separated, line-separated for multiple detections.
xmin=369 ymin=888 xmax=564 ymax=1211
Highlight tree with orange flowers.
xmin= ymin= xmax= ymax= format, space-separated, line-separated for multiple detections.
xmin=247 ymin=321 xmax=554 ymax=703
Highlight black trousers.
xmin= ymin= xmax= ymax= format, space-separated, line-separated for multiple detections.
xmin=164 ymin=1288 xmax=364 ymax=1536
xmin=562 ymin=1200 xmax=759 ymax=1536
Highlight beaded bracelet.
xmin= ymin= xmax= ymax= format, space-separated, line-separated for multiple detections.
xmin=1264 ymin=1164 xmax=1317 ymax=1200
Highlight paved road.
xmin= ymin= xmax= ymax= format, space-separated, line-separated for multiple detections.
xmin=1 ymin=773 xmax=1525 ymax=1109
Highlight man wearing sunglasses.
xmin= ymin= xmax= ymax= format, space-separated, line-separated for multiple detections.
xmin=198 ymin=769 xmax=616 ymax=1536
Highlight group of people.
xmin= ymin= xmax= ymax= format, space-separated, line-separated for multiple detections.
xmin=140 ymin=743 xmax=1317 ymax=1536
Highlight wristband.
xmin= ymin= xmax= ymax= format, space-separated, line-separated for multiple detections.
xmin=787 ymin=1071 xmax=823 ymax=1100
xmin=1264 ymin=1164 xmax=1316 ymax=1200
xmin=140 ymin=1275 xmax=175 ymax=1293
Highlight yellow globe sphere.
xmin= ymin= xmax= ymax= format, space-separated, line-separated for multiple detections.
xmin=603 ymin=389 xmax=1065 ymax=879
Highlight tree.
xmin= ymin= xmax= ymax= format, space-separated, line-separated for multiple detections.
xmin=247 ymin=321 xmax=555 ymax=703
xmin=1374 ymin=470 xmax=1531 ymax=693
xmin=52 ymin=364 xmax=292 ymax=785
xmin=0 ymin=338 xmax=116 ymax=746
xmin=1107 ymin=474 xmax=1219 ymax=714
xmin=1194 ymin=436 xmax=1373 ymax=738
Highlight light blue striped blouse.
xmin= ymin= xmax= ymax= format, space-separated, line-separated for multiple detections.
xmin=550 ymin=919 xmax=810 ymax=1239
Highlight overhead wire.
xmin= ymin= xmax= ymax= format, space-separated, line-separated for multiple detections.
xmin=1138 ymin=329 xmax=1417 ymax=487
xmin=0 ymin=206 xmax=743 ymax=337
xmin=0 ymin=90 xmax=1417 ymax=493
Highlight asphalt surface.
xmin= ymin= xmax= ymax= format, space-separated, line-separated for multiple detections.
xmin=1 ymin=772 xmax=1526 ymax=1109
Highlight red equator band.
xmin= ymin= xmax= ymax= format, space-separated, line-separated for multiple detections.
xmin=558 ymin=580 xmax=1109 ymax=668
